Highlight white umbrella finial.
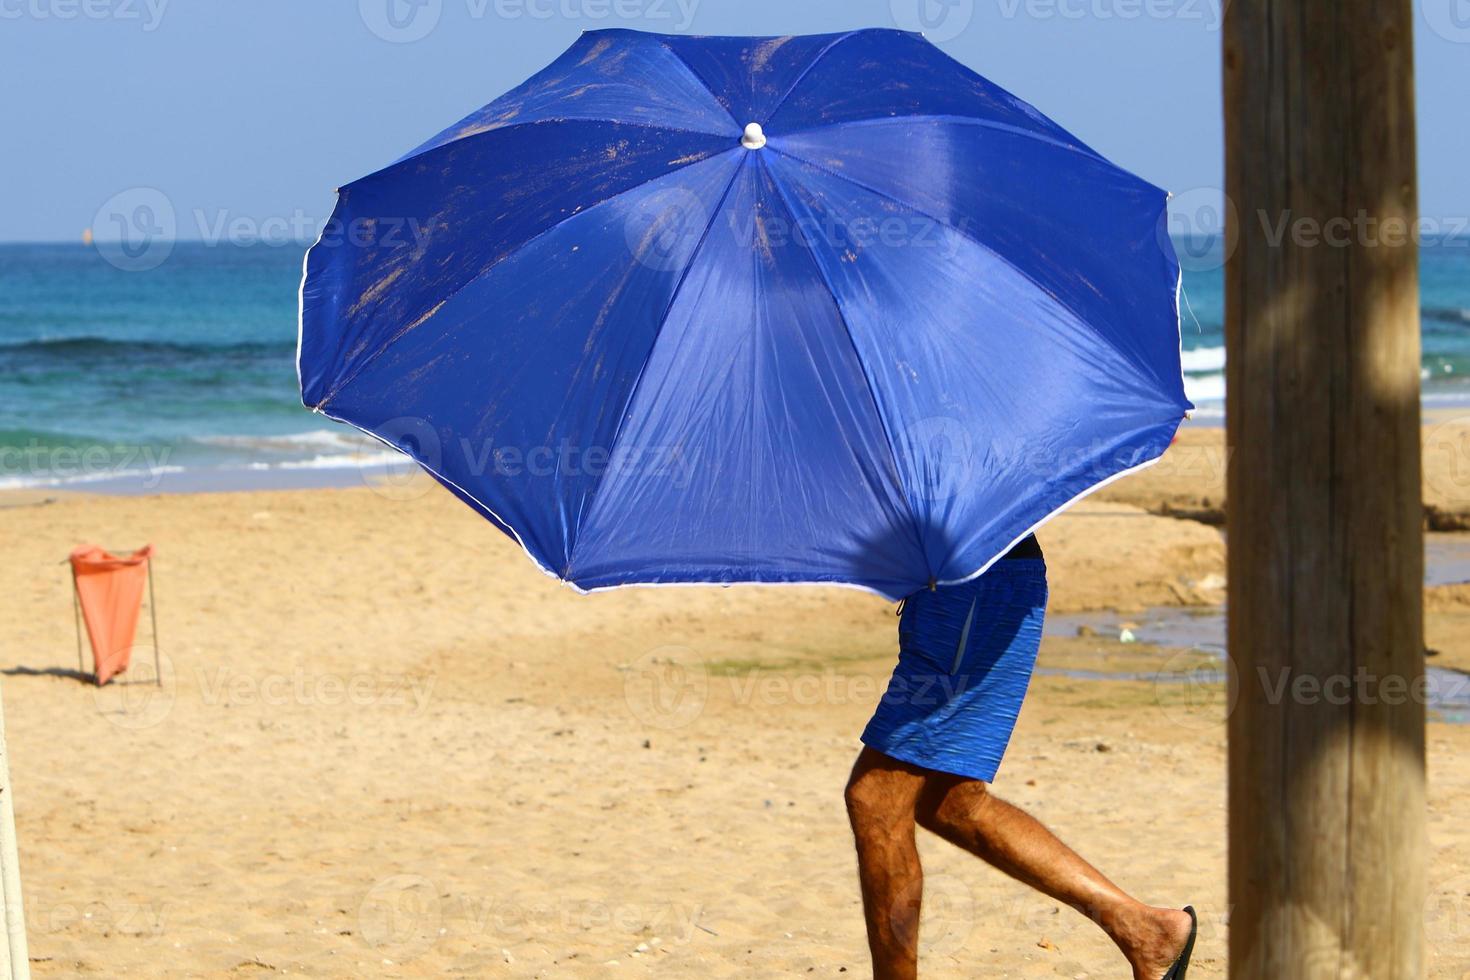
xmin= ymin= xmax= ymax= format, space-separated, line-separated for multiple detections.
xmin=741 ymin=122 xmax=766 ymax=149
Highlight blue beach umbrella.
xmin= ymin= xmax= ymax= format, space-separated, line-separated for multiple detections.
xmin=298 ymin=28 xmax=1191 ymax=600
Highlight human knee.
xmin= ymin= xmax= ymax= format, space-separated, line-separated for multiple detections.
xmin=844 ymin=768 xmax=909 ymax=832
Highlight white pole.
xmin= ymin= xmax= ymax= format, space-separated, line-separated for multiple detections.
xmin=0 ymin=680 xmax=29 ymax=980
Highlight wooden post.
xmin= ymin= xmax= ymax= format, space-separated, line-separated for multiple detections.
xmin=1223 ymin=1 xmax=1426 ymax=978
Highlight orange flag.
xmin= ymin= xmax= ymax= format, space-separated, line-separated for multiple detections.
xmin=69 ymin=545 xmax=154 ymax=685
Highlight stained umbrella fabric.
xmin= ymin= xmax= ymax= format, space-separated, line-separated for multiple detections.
xmin=297 ymin=28 xmax=1191 ymax=601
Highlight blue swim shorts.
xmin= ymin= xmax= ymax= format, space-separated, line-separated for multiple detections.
xmin=860 ymin=557 xmax=1048 ymax=783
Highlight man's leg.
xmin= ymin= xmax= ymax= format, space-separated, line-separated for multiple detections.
xmin=845 ymin=748 xmax=929 ymax=980
xmin=915 ymin=774 xmax=1193 ymax=980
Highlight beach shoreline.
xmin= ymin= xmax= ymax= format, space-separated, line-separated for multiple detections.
xmin=8 ymin=411 xmax=1466 ymax=505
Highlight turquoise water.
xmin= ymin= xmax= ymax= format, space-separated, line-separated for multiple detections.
xmin=0 ymin=243 xmax=386 ymax=490
xmin=1175 ymin=235 xmax=1470 ymax=417
xmin=1 ymin=240 xmax=1468 ymax=489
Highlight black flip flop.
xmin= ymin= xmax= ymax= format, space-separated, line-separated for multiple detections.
xmin=1161 ymin=906 xmax=1198 ymax=979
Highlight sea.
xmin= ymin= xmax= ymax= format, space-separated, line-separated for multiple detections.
xmin=2 ymin=238 xmax=1468 ymax=492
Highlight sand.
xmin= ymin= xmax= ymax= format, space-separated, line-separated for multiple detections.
xmin=1098 ymin=414 xmax=1470 ymax=531
xmin=2 ymin=466 xmax=1467 ymax=978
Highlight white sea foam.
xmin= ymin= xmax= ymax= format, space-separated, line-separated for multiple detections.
xmin=1183 ymin=372 xmax=1226 ymax=405
xmin=0 ymin=464 xmax=186 ymax=491
xmin=192 ymin=430 xmax=377 ymax=453
xmin=1180 ymin=345 xmax=1226 ymax=373
xmin=0 ymin=451 xmax=415 ymax=491
xmin=244 ymin=451 xmax=411 ymax=471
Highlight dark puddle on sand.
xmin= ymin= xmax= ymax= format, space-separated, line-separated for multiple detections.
xmin=1040 ymin=540 xmax=1470 ymax=723
xmin=1427 ymin=535 xmax=1470 ymax=586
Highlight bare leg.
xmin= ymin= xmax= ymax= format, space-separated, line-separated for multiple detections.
xmin=845 ymin=748 xmax=929 ymax=980
xmin=915 ymin=774 xmax=1192 ymax=980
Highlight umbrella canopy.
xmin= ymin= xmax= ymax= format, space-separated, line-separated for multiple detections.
xmin=298 ymin=28 xmax=1191 ymax=601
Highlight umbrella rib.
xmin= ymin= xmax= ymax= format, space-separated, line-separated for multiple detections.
xmin=767 ymin=145 xmax=1170 ymax=394
xmin=562 ymin=152 xmax=752 ymax=577
xmin=656 ymin=40 xmax=742 ymax=132
xmin=762 ymin=161 xmax=931 ymax=576
xmin=313 ymin=148 xmax=747 ymax=410
xmin=772 ymin=114 xmax=1109 ymax=167
xmin=358 ymin=117 xmax=736 ymax=189
xmin=762 ymin=29 xmax=863 ymax=122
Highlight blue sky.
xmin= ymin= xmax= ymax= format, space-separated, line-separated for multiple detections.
xmin=1 ymin=0 xmax=1466 ymax=242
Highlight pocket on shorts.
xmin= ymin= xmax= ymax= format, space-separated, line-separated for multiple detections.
xmin=952 ymin=566 xmax=1047 ymax=675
